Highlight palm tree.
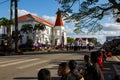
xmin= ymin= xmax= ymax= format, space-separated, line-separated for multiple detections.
xmin=0 ymin=17 xmax=13 ymax=35
xmin=20 ymin=24 xmax=33 ymax=42
xmin=33 ymin=23 xmax=46 ymax=42
xmin=0 ymin=17 xmax=13 ymax=46
xmin=33 ymin=23 xmax=46 ymax=31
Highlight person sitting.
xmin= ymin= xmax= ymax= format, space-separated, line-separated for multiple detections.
xmin=38 ymin=68 xmax=51 ymax=80
xmin=57 ymin=62 xmax=70 ymax=80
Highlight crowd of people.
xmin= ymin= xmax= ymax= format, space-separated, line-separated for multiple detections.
xmin=37 ymin=50 xmax=116 ymax=80
xmin=66 ymin=42 xmax=94 ymax=51
xmin=102 ymin=39 xmax=120 ymax=55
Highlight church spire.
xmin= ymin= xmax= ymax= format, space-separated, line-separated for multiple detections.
xmin=54 ymin=8 xmax=64 ymax=27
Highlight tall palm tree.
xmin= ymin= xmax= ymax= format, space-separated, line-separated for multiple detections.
xmin=0 ymin=17 xmax=13 ymax=46
xmin=21 ymin=24 xmax=33 ymax=42
xmin=0 ymin=17 xmax=13 ymax=35
xmin=0 ymin=17 xmax=13 ymax=55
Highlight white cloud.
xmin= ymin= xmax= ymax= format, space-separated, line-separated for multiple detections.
xmin=18 ymin=9 xmax=38 ymax=17
xmin=103 ymin=23 xmax=120 ymax=31
xmin=42 ymin=15 xmax=56 ymax=24
xmin=99 ymin=22 xmax=120 ymax=43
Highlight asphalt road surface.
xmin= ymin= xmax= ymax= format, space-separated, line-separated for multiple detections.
xmin=0 ymin=48 xmax=119 ymax=80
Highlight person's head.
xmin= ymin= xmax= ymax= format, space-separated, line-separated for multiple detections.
xmin=58 ymin=62 xmax=70 ymax=76
xmin=68 ymin=60 xmax=77 ymax=71
xmin=84 ymin=55 xmax=90 ymax=63
xmin=38 ymin=68 xmax=51 ymax=80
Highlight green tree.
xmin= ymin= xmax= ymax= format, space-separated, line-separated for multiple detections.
xmin=88 ymin=38 xmax=97 ymax=44
xmin=21 ymin=24 xmax=33 ymax=42
xmin=60 ymin=0 xmax=120 ymax=33
xmin=33 ymin=23 xmax=46 ymax=31
xmin=0 ymin=17 xmax=13 ymax=46
xmin=0 ymin=17 xmax=13 ymax=35
xmin=67 ymin=37 xmax=74 ymax=44
xmin=33 ymin=23 xmax=46 ymax=42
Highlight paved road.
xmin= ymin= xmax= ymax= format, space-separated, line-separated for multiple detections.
xmin=0 ymin=49 xmax=119 ymax=80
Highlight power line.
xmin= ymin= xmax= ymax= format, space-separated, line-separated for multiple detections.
xmin=0 ymin=0 xmax=9 ymax=5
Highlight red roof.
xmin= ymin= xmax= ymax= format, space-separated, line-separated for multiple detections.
xmin=18 ymin=14 xmax=54 ymax=27
xmin=75 ymin=38 xmax=80 ymax=41
xmin=82 ymin=38 xmax=87 ymax=41
xmin=75 ymin=38 xmax=88 ymax=41
xmin=54 ymin=8 xmax=64 ymax=27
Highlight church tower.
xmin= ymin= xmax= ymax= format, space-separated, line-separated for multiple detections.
xmin=53 ymin=8 xmax=67 ymax=46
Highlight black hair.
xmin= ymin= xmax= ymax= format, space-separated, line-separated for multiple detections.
xmin=84 ymin=55 xmax=90 ymax=62
xmin=38 ymin=68 xmax=51 ymax=80
xmin=68 ymin=60 xmax=77 ymax=71
xmin=59 ymin=62 xmax=68 ymax=69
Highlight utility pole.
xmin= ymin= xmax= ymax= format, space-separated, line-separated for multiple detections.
xmin=10 ymin=0 xmax=13 ymax=21
xmin=14 ymin=0 xmax=19 ymax=52
xmin=8 ymin=0 xmax=14 ymax=47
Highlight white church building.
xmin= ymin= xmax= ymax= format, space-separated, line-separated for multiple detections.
xmin=13 ymin=8 xmax=67 ymax=46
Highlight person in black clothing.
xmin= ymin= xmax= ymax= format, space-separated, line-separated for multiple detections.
xmin=1 ymin=40 xmax=4 ymax=50
xmin=67 ymin=60 xmax=83 ymax=80
xmin=83 ymin=55 xmax=92 ymax=80
xmin=90 ymin=51 xmax=105 ymax=80
xmin=38 ymin=68 xmax=51 ymax=80
xmin=57 ymin=62 xmax=70 ymax=80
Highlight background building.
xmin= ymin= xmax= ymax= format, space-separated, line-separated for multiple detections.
xmin=106 ymin=36 xmax=120 ymax=41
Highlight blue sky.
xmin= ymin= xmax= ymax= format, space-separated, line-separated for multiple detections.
xmin=0 ymin=0 xmax=120 ymax=44
xmin=0 ymin=0 xmax=59 ymax=18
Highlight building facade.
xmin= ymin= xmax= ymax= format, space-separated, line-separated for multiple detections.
xmin=11 ymin=9 xmax=67 ymax=46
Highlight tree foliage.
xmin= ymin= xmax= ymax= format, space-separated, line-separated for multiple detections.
xmin=88 ymin=38 xmax=97 ymax=44
xmin=0 ymin=17 xmax=13 ymax=34
xmin=60 ymin=0 xmax=120 ymax=33
xmin=34 ymin=23 xmax=46 ymax=31
xmin=67 ymin=37 xmax=74 ymax=44
xmin=0 ymin=17 xmax=13 ymax=26
xmin=21 ymin=24 xmax=33 ymax=41
xmin=21 ymin=24 xmax=33 ymax=34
